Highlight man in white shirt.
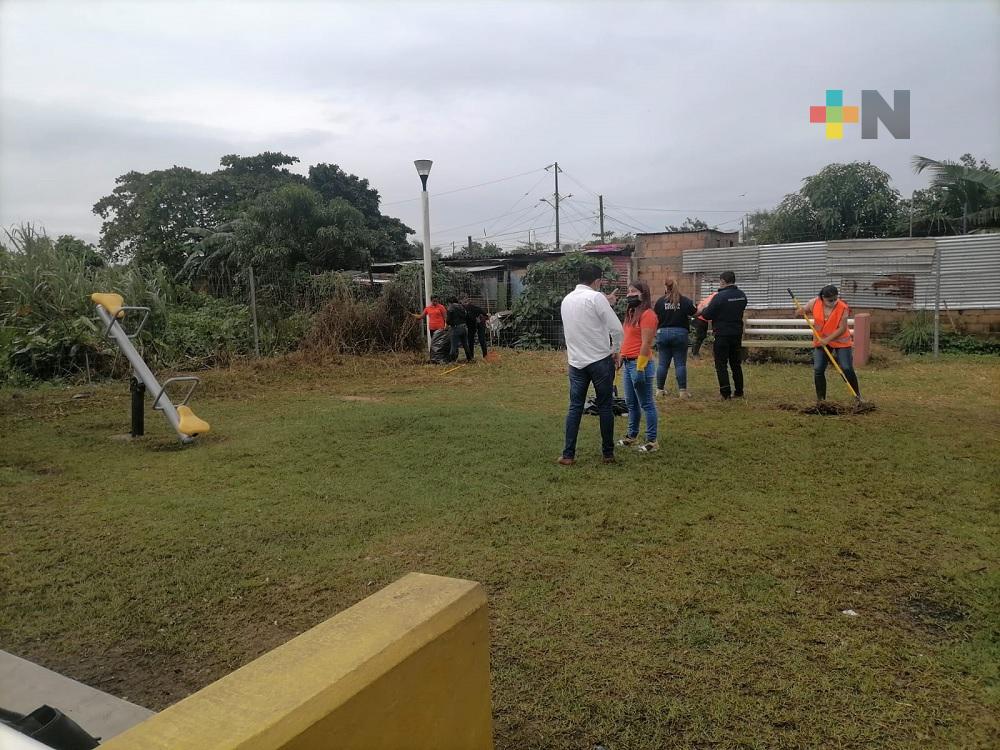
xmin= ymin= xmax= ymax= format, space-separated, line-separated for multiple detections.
xmin=558 ymin=264 xmax=624 ymax=465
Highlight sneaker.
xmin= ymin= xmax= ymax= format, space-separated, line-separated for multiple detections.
xmin=637 ymin=441 xmax=659 ymax=453
xmin=616 ymin=435 xmax=638 ymax=447
xmin=655 ymin=389 xmax=666 ymax=398
xmin=557 ymin=456 xmax=575 ymax=466
xmin=602 ymin=455 xmax=616 ymax=464
xmin=678 ymin=389 xmax=691 ymax=399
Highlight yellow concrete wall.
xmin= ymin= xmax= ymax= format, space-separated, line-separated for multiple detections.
xmin=102 ymin=573 xmax=493 ymax=750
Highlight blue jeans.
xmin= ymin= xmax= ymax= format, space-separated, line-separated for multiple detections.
xmin=655 ymin=327 xmax=689 ymax=390
xmin=813 ymin=346 xmax=861 ymax=400
xmin=623 ymin=358 xmax=658 ymax=443
xmin=563 ymin=356 xmax=616 ymax=459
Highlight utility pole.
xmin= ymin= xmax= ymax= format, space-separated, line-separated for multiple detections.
xmin=542 ymin=162 xmax=570 ymax=252
xmin=554 ymin=161 xmax=560 ymax=251
xmin=909 ymin=191 xmax=914 ymax=238
xmin=599 ymin=194 xmax=605 ymax=243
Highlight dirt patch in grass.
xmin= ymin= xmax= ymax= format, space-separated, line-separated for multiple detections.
xmin=341 ymin=395 xmax=383 ymax=402
xmin=777 ymin=400 xmax=877 ymax=415
xmin=902 ymin=593 xmax=970 ymax=638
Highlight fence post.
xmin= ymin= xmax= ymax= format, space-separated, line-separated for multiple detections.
xmin=933 ymin=244 xmax=941 ymax=358
xmin=853 ymin=313 xmax=871 ymax=367
xmin=248 ymin=265 xmax=261 ymax=358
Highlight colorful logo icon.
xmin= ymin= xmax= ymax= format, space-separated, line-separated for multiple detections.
xmin=809 ymin=89 xmax=910 ymax=140
xmin=810 ymin=90 xmax=859 ymax=140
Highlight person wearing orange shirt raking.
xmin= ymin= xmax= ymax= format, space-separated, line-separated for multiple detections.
xmin=413 ymin=295 xmax=448 ymax=332
xmin=618 ymin=280 xmax=659 ymax=453
xmin=800 ymin=285 xmax=862 ymax=402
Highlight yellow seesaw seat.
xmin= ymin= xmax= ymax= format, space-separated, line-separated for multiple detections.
xmin=90 ymin=292 xmax=126 ymax=318
xmin=176 ymin=405 xmax=210 ymax=436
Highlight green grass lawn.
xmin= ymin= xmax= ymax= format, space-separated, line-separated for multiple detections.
xmin=2 ymin=350 xmax=998 ymax=749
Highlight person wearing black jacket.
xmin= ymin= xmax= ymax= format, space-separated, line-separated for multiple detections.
xmin=446 ymin=297 xmax=473 ymax=362
xmin=462 ymin=295 xmax=489 ymax=359
xmin=698 ymin=270 xmax=748 ymax=399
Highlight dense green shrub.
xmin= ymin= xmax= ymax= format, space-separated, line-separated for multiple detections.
xmin=892 ymin=313 xmax=934 ymax=354
xmin=508 ymin=253 xmax=619 ymax=349
xmin=1 ymin=225 xmax=262 ymax=383
xmin=156 ymin=293 xmax=255 ymax=368
xmin=891 ymin=312 xmax=999 ymax=355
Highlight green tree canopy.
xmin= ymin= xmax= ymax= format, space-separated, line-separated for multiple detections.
xmin=664 ymin=217 xmax=715 ymax=232
xmin=908 ymin=153 xmax=1000 ymax=234
xmin=93 ymin=153 xmax=415 ymax=274
xmin=452 ymin=240 xmax=506 ymax=259
xmin=746 ymin=162 xmax=901 ymax=244
xmin=178 ymin=184 xmax=377 ymax=284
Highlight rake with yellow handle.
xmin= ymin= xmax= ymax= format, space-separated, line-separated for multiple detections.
xmin=787 ymin=288 xmax=861 ymax=401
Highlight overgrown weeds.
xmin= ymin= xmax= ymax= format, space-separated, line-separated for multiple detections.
xmin=303 ymin=274 xmax=422 ymax=355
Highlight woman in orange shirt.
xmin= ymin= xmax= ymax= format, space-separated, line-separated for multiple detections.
xmin=618 ymin=280 xmax=659 ymax=452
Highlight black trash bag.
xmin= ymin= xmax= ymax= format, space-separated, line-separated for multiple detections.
xmin=583 ymin=386 xmax=628 ymax=416
xmin=0 ymin=705 xmax=100 ymax=749
xmin=429 ymin=329 xmax=450 ymax=364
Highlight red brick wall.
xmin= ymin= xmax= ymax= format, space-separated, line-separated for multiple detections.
xmin=634 ymin=231 xmax=739 ymax=298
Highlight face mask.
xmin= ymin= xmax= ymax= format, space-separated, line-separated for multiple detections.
xmin=626 ymin=295 xmax=641 ymax=307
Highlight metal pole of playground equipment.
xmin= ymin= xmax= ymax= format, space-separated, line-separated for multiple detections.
xmin=415 ymin=160 xmax=434 ymax=353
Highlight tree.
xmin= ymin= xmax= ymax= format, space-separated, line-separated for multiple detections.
xmin=664 ymin=217 xmax=714 ymax=232
xmin=800 ymin=162 xmax=900 ymax=239
xmin=910 ymin=153 xmax=1000 ymax=233
xmin=308 ymin=163 xmax=415 ymax=261
xmin=93 ymin=153 xmax=415 ymax=273
xmin=179 ymin=184 xmax=378 ymax=285
xmin=93 ymin=166 xmax=231 ymax=272
xmin=748 ymin=194 xmax=819 ymax=244
xmin=746 ymin=162 xmax=902 ymax=244
xmin=585 ymin=231 xmax=635 ymax=246
xmin=452 ymin=240 xmax=506 ymax=259
xmin=54 ymin=235 xmax=104 ymax=268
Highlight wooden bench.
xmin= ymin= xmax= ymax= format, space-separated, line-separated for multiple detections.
xmin=743 ymin=313 xmax=870 ymax=365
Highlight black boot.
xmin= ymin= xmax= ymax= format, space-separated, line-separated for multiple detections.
xmin=814 ymin=375 xmax=826 ymax=401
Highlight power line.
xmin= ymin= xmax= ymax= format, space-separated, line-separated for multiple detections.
xmin=382 ymin=166 xmax=547 ymax=206
xmin=482 ymin=172 xmax=550 ymax=235
xmin=603 ymin=212 xmax=647 ymax=233
xmin=605 ymin=204 xmax=754 ymax=214
xmin=431 ymin=202 xmax=547 ymax=238
xmin=558 ymin=169 xmax=601 ymax=198
xmin=488 ymin=204 xmax=550 ymax=239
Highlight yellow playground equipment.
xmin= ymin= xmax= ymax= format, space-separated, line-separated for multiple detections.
xmin=90 ymin=293 xmax=210 ymax=444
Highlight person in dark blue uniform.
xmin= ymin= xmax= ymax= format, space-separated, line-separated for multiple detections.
xmin=698 ymin=270 xmax=748 ymax=399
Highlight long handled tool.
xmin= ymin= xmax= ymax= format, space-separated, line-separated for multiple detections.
xmin=787 ymin=288 xmax=861 ymax=401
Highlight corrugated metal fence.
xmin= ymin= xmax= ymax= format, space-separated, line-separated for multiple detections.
xmin=683 ymin=234 xmax=1000 ymax=310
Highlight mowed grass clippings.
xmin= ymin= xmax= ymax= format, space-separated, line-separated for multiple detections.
xmin=1 ymin=350 xmax=998 ymax=749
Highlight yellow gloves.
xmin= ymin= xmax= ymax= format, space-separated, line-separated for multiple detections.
xmin=637 ymin=354 xmax=649 ymax=371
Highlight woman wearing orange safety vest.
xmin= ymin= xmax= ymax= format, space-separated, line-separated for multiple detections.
xmin=803 ymin=285 xmax=862 ymax=402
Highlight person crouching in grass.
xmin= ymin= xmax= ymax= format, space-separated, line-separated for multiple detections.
xmin=618 ymin=280 xmax=659 ymax=453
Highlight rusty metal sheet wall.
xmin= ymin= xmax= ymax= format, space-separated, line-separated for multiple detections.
xmin=682 ymin=235 xmax=1000 ymax=310
xmin=929 ymin=234 xmax=1000 ymax=309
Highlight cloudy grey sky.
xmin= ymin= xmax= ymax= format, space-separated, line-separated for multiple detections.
xmin=2 ymin=0 xmax=998 ymax=253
